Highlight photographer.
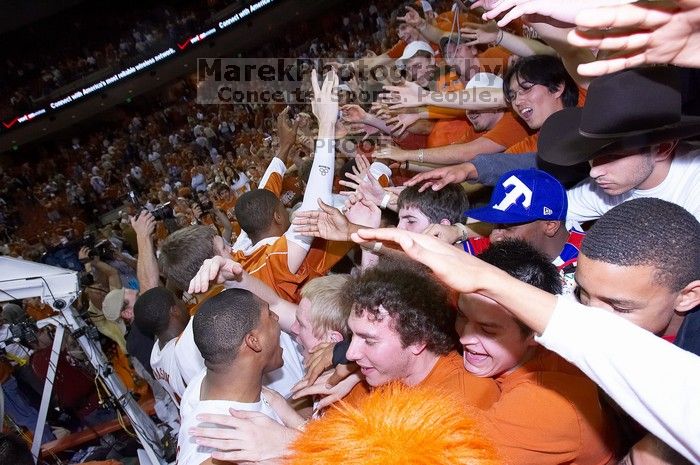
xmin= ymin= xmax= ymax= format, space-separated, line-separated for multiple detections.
xmin=0 ymin=303 xmax=55 ymax=444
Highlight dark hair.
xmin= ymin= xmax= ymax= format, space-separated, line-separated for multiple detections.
xmin=503 ymin=55 xmax=579 ymax=108
xmin=0 ymin=433 xmax=34 ymax=465
xmin=159 ymin=225 xmax=216 ymax=291
xmin=581 ymin=198 xmax=700 ymax=292
xmin=193 ymin=289 xmax=262 ymax=367
xmin=235 ymin=189 xmax=282 ymax=237
xmin=133 ymin=287 xmax=177 ymax=338
xmin=345 ymin=258 xmax=457 ymax=354
xmin=478 ymin=239 xmax=562 ymax=335
xmin=398 ymin=184 xmax=469 ymax=225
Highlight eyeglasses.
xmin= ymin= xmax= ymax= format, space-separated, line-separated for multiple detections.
xmin=506 ymin=82 xmax=535 ymax=102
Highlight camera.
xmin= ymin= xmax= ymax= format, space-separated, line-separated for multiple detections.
xmin=1 ymin=320 xmax=39 ymax=348
xmin=151 ymin=202 xmax=175 ymax=221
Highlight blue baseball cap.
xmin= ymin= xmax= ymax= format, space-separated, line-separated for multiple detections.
xmin=466 ymin=169 xmax=567 ymax=224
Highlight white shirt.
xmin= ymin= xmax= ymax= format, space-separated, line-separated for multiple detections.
xmin=176 ymin=370 xmax=283 ymax=465
xmin=536 ymin=296 xmax=700 ymax=463
xmin=175 ymin=317 xmax=305 ymax=399
xmin=150 ymin=338 xmax=186 ymax=406
xmin=567 ymin=147 xmax=700 ymax=222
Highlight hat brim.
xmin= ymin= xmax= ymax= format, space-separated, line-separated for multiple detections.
xmin=539 ymin=108 xmax=700 ymax=167
xmin=465 ymin=206 xmax=537 ymax=224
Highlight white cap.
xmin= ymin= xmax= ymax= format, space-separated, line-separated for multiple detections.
xmin=466 ymin=72 xmax=503 ymax=91
xmin=421 ymin=1 xmax=433 ymax=12
xmin=396 ymin=41 xmax=434 ymax=67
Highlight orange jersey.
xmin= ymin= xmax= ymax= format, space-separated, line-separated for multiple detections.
xmin=231 ymin=236 xmax=352 ymax=304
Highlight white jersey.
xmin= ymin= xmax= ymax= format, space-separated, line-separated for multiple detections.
xmin=150 ymin=338 xmax=186 ymax=406
xmin=176 ymin=370 xmax=283 ymax=465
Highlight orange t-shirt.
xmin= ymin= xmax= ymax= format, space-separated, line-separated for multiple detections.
xmin=482 ymin=111 xmax=532 ymax=149
xmin=426 ymin=73 xmax=479 ymax=148
xmin=342 ymin=351 xmax=499 ymax=411
xmin=427 ymin=120 xmax=481 ymax=148
xmin=505 ymin=132 xmax=539 ymax=154
xmin=477 ymin=46 xmax=511 ymax=76
xmin=263 ymin=171 xmax=284 ymax=197
xmin=483 ymin=348 xmax=617 ymax=465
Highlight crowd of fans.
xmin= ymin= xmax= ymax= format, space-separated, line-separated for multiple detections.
xmin=2 ymin=0 xmax=700 ymax=464
xmin=1 ymin=0 xmax=240 ymax=120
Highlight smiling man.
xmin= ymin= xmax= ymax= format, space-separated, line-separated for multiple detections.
xmin=457 ymin=239 xmax=618 ymax=464
xmin=341 ymin=259 xmax=498 ymax=410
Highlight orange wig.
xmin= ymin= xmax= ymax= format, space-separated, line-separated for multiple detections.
xmin=286 ymin=383 xmax=501 ymax=465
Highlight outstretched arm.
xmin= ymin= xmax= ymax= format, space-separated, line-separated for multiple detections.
xmin=130 ymin=211 xmax=160 ymax=291
xmin=188 ymin=256 xmax=297 ymax=332
xmin=284 ymin=69 xmax=339 ymax=274
xmin=351 ymin=227 xmax=700 ymax=464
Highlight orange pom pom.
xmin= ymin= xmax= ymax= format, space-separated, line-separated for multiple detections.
xmin=287 ymin=383 xmax=501 ymax=465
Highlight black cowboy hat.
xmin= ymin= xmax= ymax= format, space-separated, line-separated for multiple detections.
xmin=538 ymin=66 xmax=700 ymax=167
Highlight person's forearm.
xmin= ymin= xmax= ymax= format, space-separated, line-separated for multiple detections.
xmin=400 ymin=138 xmax=504 ymax=165
xmin=224 ymin=272 xmax=296 ymax=332
xmin=500 ymin=32 xmax=556 ymax=57
xmin=477 ymin=268 xmax=557 ymax=335
xmin=351 ymin=54 xmax=393 ymax=75
xmin=364 ymin=113 xmax=396 ymax=135
xmin=529 ymin=21 xmax=594 ymax=89
xmin=418 ymin=22 xmax=447 ymax=44
xmin=535 ymin=297 xmax=700 ymax=464
xmin=136 ymin=236 xmax=160 ymax=292
xmin=286 ymin=124 xmax=336 ymax=273
xmin=470 ymin=151 xmax=536 ymax=185
xmin=92 ymin=260 xmax=122 ymax=290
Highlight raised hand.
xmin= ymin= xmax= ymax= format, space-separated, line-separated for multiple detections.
xmin=130 ymin=210 xmax=156 ymax=239
xmin=460 ymin=21 xmax=500 ymax=46
xmin=351 ymin=228 xmax=489 ymax=294
xmin=397 ymin=5 xmax=426 ymax=29
xmin=386 ymin=112 xmax=421 ymax=136
xmin=188 ymin=256 xmax=244 ymax=294
xmin=482 ymin=0 xmax=635 ymax=27
xmin=310 ymin=68 xmax=339 ymax=137
xmin=292 ymin=370 xmax=363 ymax=409
xmin=423 ymin=223 xmax=463 ymax=244
xmin=293 ymin=199 xmax=354 ymax=241
xmin=404 ymin=163 xmax=476 ymax=192
xmin=276 ymin=106 xmax=300 ymax=160
xmin=570 ymin=0 xmax=700 ymax=76
xmin=345 ymin=192 xmax=382 ymax=228
xmin=381 ymin=81 xmax=430 ymax=109
xmin=341 ymin=104 xmax=368 ymax=124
